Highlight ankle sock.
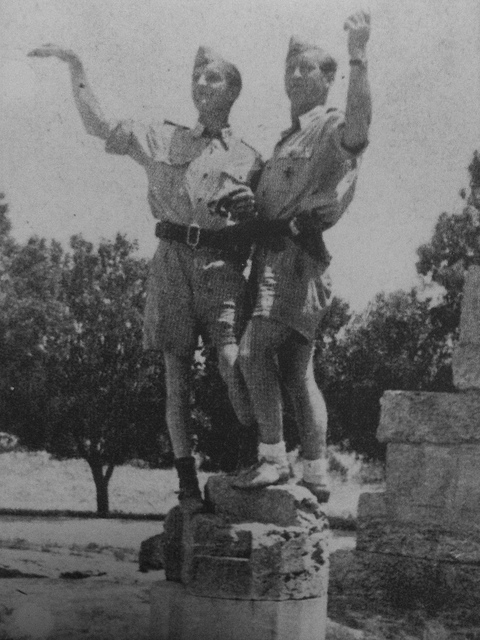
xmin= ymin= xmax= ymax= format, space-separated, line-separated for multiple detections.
xmin=303 ymin=457 xmax=328 ymax=484
xmin=258 ymin=441 xmax=288 ymax=466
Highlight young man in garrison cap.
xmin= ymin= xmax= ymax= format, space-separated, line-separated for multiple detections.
xmin=29 ymin=44 xmax=262 ymax=511
xmin=232 ymin=11 xmax=372 ymax=501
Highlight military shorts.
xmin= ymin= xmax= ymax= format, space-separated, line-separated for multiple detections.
xmin=143 ymin=239 xmax=248 ymax=358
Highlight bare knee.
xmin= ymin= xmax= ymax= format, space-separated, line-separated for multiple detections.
xmin=218 ymin=343 xmax=239 ymax=383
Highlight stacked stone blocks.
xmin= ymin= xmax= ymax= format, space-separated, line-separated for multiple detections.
xmin=151 ymin=475 xmax=330 ymax=640
xmin=355 ymin=266 xmax=480 ymax=613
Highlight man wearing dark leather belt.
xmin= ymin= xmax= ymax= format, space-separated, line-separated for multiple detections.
xmin=232 ymin=11 xmax=372 ymax=501
xmin=29 ymin=44 xmax=262 ymax=511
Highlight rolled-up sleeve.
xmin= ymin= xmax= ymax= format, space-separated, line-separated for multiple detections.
xmin=105 ymin=120 xmax=164 ymax=166
xmin=105 ymin=120 xmax=135 ymax=155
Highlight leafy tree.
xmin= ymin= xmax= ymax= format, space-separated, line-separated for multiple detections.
xmin=0 ymin=194 xmax=67 ymax=444
xmin=416 ymin=151 xmax=480 ymax=337
xmin=318 ymin=289 xmax=453 ymax=458
xmin=43 ymin=234 xmax=168 ymax=515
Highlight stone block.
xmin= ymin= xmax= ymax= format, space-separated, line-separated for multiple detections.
xmin=352 ymin=550 xmax=480 ymax=614
xmin=190 ymin=514 xmax=252 ymax=558
xmin=186 ymin=522 xmax=329 ymax=600
xmin=150 ymin=580 xmax=328 ymax=640
xmin=364 ymin=444 xmax=480 ymax=531
xmin=453 ymin=343 xmax=480 ymax=390
xmin=457 ymin=265 xmax=480 ymax=345
xmin=357 ymin=491 xmax=387 ymax=523
xmin=204 ymin=475 xmax=326 ymax=527
xmin=187 ymin=556 xmax=253 ymax=598
xmin=378 ymin=390 xmax=480 ymax=443
xmin=139 ymin=533 xmax=164 ymax=572
xmin=357 ymin=518 xmax=480 ymax=564
xmin=386 ymin=443 xmax=458 ymax=509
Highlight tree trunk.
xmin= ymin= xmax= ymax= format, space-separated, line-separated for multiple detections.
xmin=87 ymin=458 xmax=115 ymax=516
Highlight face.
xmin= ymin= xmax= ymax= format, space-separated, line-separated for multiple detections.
xmin=192 ymin=62 xmax=234 ymax=114
xmin=284 ymin=51 xmax=331 ymax=115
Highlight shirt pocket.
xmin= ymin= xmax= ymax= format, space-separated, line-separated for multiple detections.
xmin=277 ymin=144 xmax=314 ymax=160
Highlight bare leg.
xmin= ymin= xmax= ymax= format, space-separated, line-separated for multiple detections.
xmin=217 ymin=342 xmax=255 ymax=428
xmin=163 ymin=351 xmax=203 ymax=506
xmin=163 ymin=351 xmax=192 ymax=459
xmin=278 ymin=340 xmax=327 ymax=461
xmin=238 ymin=318 xmax=288 ymax=445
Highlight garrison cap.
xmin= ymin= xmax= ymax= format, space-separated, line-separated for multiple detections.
xmin=286 ymin=36 xmax=337 ymax=76
xmin=194 ymin=46 xmax=242 ymax=96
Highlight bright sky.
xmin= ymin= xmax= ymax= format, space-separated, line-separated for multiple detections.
xmin=1 ymin=0 xmax=479 ymax=310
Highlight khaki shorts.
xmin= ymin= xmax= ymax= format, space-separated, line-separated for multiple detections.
xmin=143 ymin=239 xmax=248 ymax=358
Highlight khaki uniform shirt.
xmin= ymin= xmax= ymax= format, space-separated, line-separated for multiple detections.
xmin=105 ymin=119 xmax=262 ymax=356
xmin=105 ymin=120 xmax=262 ymax=229
xmin=253 ymin=105 xmax=365 ymax=340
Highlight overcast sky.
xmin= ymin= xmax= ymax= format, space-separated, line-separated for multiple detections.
xmin=1 ymin=0 xmax=479 ymax=310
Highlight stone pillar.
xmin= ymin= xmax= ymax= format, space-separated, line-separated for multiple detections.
xmin=353 ymin=267 xmax=480 ymax=617
xmin=150 ymin=477 xmax=330 ymax=640
xmin=452 ymin=265 xmax=480 ymax=389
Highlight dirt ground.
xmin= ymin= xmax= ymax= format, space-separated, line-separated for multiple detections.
xmin=1 ymin=520 xmax=459 ymax=640
xmin=0 ymin=452 xmax=456 ymax=639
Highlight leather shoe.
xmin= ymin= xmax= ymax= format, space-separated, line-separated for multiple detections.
xmin=297 ymin=479 xmax=330 ymax=503
xmin=232 ymin=459 xmax=290 ymax=490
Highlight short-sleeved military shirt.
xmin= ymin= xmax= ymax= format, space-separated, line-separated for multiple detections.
xmin=105 ymin=120 xmax=262 ymax=356
xmin=105 ymin=120 xmax=262 ymax=230
xmin=253 ymin=105 xmax=365 ymax=340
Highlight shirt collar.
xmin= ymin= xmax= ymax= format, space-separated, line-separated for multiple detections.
xmin=280 ymin=105 xmax=328 ymax=140
xmin=192 ymin=122 xmax=232 ymax=148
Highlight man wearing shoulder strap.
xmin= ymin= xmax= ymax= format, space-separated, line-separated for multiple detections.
xmin=233 ymin=11 xmax=372 ymax=500
xmin=29 ymin=44 xmax=262 ymax=511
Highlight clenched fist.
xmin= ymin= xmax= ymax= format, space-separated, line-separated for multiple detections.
xmin=344 ymin=11 xmax=371 ymax=60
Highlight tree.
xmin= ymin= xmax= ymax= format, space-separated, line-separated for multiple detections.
xmin=0 ymin=194 xmax=67 ymax=445
xmin=43 ymin=234 xmax=168 ymax=515
xmin=318 ymin=289 xmax=453 ymax=458
xmin=416 ymin=150 xmax=480 ymax=338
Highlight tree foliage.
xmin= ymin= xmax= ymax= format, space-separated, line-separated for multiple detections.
xmin=317 ymin=289 xmax=454 ymax=458
xmin=42 ymin=234 xmax=170 ymax=514
xmin=0 ymin=207 xmax=169 ymax=514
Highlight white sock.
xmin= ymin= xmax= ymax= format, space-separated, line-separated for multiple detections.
xmin=303 ymin=457 xmax=328 ymax=483
xmin=258 ymin=441 xmax=288 ymax=466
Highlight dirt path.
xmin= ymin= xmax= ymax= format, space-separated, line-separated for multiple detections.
xmin=0 ymin=515 xmax=163 ymax=551
xmin=0 ymin=517 xmax=360 ymax=639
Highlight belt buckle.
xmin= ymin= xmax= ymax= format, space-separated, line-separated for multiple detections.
xmin=186 ymin=223 xmax=200 ymax=248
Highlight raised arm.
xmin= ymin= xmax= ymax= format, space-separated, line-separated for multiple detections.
xmin=342 ymin=11 xmax=372 ymax=150
xmin=28 ymin=45 xmax=112 ymax=140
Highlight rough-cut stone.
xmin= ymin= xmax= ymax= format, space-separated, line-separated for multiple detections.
xmin=377 ymin=390 xmax=480 ymax=443
xmin=150 ymin=580 xmax=328 ymax=640
xmin=348 ymin=268 xmax=480 ymax=625
xmin=160 ymin=476 xmax=330 ymax=601
xmin=453 ymin=266 xmax=480 ymax=390
xmin=184 ymin=516 xmax=329 ymax=599
xmin=189 ymin=514 xmax=252 ymax=558
xmin=360 ymin=441 xmax=480 ymax=532
xmin=204 ymin=475 xmax=324 ymax=527
xmin=139 ymin=533 xmax=164 ymax=572
xmin=453 ymin=343 xmax=480 ymax=390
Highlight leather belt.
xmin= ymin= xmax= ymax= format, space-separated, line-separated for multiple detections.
xmin=155 ymin=220 xmax=218 ymax=250
xmin=155 ymin=220 xmax=249 ymax=264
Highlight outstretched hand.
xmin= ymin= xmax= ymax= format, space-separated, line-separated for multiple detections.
xmin=28 ymin=44 xmax=79 ymax=64
xmin=344 ymin=10 xmax=371 ymax=59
